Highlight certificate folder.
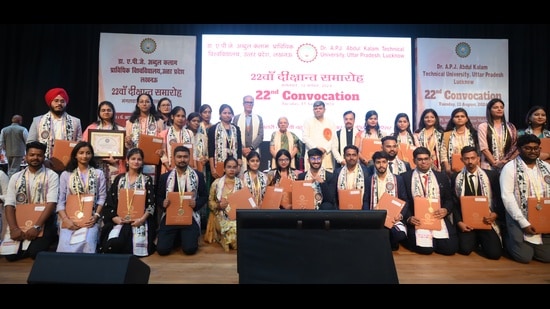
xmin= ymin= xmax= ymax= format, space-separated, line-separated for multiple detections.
xmin=278 ymin=177 xmax=293 ymax=209
xmin=138 ymin=134 xmax=164 ymax=165
xmin=63 ymin=194 xmax=94 ymax=228
xmin=397 ymin=143 xmax=416 ymax=169
xmin=51 ymin=139 xmax=77 ymax=172
xmin=261 ymin=186 xmax=284 ymax=209
xmin=16 ymin=203 xmax=45 ymax=237
xmin=360 ymin=138 xmax=382 ymax=163
xmin=377 ymin=192 xmax=406 ymax=229
xmin=215 ymin=161 xmax=225 ymax=178
xmin=227 ymin=188 xmax=257 ymax=220
xmin=527 ymin=197 xmax=550 ymax=234
xmin=451 ymin=153 xmax=465 ymax=172
xmin=117 ymin=189 xmax=146 ymax=221
xmin=338 ymin=189 xmax=362 ymax=210
xmin=460 ymin=196 xmax=491 ymax=230
xmin=166 ymin=191 xmax=193 ymax=225
xmin=413 ymin=196 xmax=441 ymax=230
xmin=292 ymin=181 xmax=315 ymax=210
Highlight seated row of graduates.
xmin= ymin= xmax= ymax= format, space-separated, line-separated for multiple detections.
xmin=0 ymin=135 xmax=523 ymax=262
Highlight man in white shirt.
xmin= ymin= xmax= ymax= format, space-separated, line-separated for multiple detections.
xmin=500 ymin=133 xmax=550 ymax=264
xmin=302 ymin=101 xmax=343 ymax=173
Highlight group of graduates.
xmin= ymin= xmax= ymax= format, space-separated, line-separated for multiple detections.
xmin=1 ymin=88 xmax=549 ymax=266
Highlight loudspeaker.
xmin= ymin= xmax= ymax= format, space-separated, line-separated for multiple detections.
xmin=28 ymin=252 xmax=150 ymax=284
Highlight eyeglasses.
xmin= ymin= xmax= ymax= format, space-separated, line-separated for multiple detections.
xmin=278 ymin=158 xmax=290 ymax=162
xmin=522 ymin=146 xmax=541 ymax=152
xmin=309 ymin=156 xmax=322 ymax=162
xmin=244 ymin=101 xmax=254 ymax=105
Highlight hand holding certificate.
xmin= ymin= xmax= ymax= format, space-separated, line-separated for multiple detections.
xmin=166 ymin=192 xmax=194 ymax=225
xmin=413 ymin=196 xmax=441 ymax=230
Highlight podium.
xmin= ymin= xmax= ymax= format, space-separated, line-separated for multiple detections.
xmin=236 ymin=210 xmax=399 ymax=284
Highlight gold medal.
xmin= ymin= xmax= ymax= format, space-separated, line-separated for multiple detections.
xmin=178 ymin=208 xmax=185 ymax=216
xmin=75 ymin=211 xmax=84 ymax=219
xmin=124 ymin=215 xmax=131 ymax=221
xmin=537 ymin=204 xmax=543 ymax=211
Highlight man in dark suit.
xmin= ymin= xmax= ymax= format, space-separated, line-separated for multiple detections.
xmin=333 ymin=145 xmax=371 ymax=210
xmin=297 ymin=147 xmax=336 ymax=210
xmin=336 ymin=110 xmax=358 ymax=167
xmin=363 ymin=151 xmax=410 ymax=250
xmin=401 ymin=146 xmax=459 ymax=255
xmin=367 ymin=135 xmax=412 ymax=176
xmin=449 ymin=145 xmax=504 ymax=260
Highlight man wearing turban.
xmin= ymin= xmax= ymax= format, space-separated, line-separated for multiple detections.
xmin=27 ymin=87 xmax=83 ymax=171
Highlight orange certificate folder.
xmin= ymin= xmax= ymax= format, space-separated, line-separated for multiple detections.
xmin=338 ymin=189 xmax=362 ymax=210
xmin=527 ymin=197 xmax=550 ymax=234
xmin=360 ymin=138 xmax=382 ymax=162
xmin=15 ymin=203 xmax=45 ymax=237
xmin=138 ymin=134 xmax=164 ymax=165
xmin=540 ymin=138 xmax=550 ymax=164
xmin=292 ymin=181 xmax=315 ymax=210
xmin=397 ymin=143 xmax=416 ymax=169
xmin=261 ymin=186 xmax=284 ymax=209
xmin=451 ymin=153 xmax=465 ymax=172
xmin=169 ymin=143 xmax=195 ymax=169
xmin=63 ymin=194 xmax=94 ymax=228
xmin=413 ymin=196 xmax=441 ymax=230
xmin=460 ymin=196 xmax=491 ymax=230
xmin=51 ymin=139 xmax=77 ymax=172
xmin=215 ymin=161 xmax=225 ymax=178
xmin=166 ymin=191 xmax=194 ymax=226
xmin=540 ymin=138 xmax=550 ymax=153
xmin=227 ymin=188 xmax=257 ymax=220
xmin=278 ymin=176 xmax=293 ymax=209
xmin=117 ymin=189 xmax=146 ymax=221
xmin=377 ymin=192 xmax=406 ymax=229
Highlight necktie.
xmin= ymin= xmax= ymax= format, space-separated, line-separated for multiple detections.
xmin=389 ymin=161 xmax=394 ymax=174
xmin=468 ymin=174 xmax=476 ymax=196
xmin=423 ymin=174 xmax=429 ymax=195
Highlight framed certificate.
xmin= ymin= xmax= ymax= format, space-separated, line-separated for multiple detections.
xmin=88 ymin=129 xmax=126 ymax=158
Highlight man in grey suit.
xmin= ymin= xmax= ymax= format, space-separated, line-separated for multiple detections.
xmin=0 ymin=115 xmax=28 ymax=177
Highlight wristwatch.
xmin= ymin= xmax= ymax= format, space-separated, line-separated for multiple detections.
xmin=33 ymin=225 xmax=42 ymax=232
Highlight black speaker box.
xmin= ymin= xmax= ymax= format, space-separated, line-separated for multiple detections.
xmin=28 ymin=252 xmax=150 ymax=284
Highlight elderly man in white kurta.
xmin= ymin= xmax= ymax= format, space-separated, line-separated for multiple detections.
xmin=232 ymin=95 xmax=264 ymax=174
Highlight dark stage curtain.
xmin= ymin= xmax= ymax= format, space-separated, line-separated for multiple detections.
xmin=1 ymin=24 xmax=548 ymax=132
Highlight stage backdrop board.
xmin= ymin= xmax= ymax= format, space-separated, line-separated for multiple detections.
xmin=99 ymin=32 xmax=196 ymax=127
xmin=415 ymin=38 xmax=508 ymax=129
xmin=202 ymin=35 xmax=412 ymax=140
